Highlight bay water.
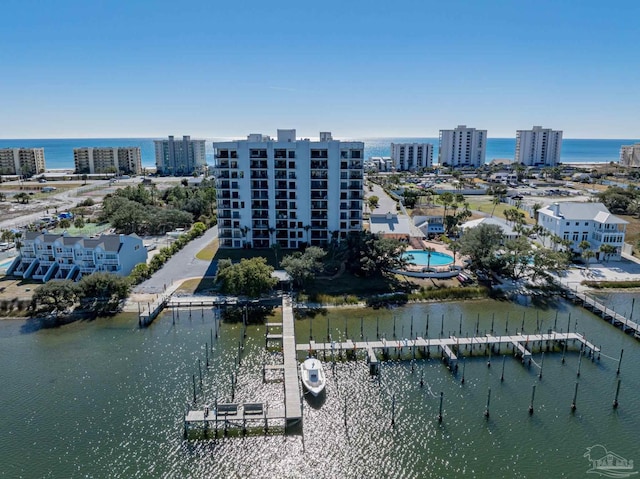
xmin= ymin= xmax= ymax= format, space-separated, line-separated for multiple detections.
xmin=1 ymin=294 xmax=639 ymax=478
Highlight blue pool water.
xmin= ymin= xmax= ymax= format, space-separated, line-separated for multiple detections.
xmin=402 ymin=250 xmax=454 ymax=266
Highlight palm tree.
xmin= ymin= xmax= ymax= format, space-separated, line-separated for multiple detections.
xmin=532 ymin=203 xmax=543 ymax=224
xmin=599 ymin=244 xmax=616 ymax=262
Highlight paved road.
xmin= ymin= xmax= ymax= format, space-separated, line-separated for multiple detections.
xmin=133 ymin=225 xmax=219 ymax=294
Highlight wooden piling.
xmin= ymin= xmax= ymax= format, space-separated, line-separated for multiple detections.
xmin=484 ymin=387 xmax=491 ymax=418
xmin=616 ymin=349 xmax=624 ymax=375
xmin=571 ymin=381 xmax=579 ymax=411
xmin=539 ymin=352 xmax=544 ymax=380
xmin=613 ymin=379 xmax=621 ymax=409
xmin=192 ymin=374 xmax=197 ymax=404
xmin=438 ymin=391 xmax=443 ymax=423
xmin=529 ymin=384 xmax=536 ymax=415
xmin=501 ymin=355 xmax=506 ymax=382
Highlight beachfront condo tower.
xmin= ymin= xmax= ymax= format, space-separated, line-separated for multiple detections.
xmin=438 ymin=125 xmax=487 ymax=168
xmin=0 ymin=148 xmax=46 ymax=176
xmin=74 ymin=147 xmax=142 ymax=175
xmin=154 ymin=135 xmax=206 ymax=176
xmin=213 ymin=129 xmax=364 ymax=249
xmin=390 ymin=143 xmax=434 ymax=171
xmin=514 ymin=126 xmax=563 ymax=167
xmin=619 ymin=143 xmax=640 ymax=167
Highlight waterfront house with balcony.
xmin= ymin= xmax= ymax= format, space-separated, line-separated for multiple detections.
xmin=537 ymin=202 xmax=627 ymax=261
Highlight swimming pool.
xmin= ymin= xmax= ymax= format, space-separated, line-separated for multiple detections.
xmin=401 ymin=250 xmax=454 ymax=267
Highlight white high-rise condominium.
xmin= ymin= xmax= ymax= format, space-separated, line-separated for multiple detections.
xmin=214 ymin=129 xmax=364 ymax=249
xmin=74 ymin=147 xmax=142 ymax=175
xmin=390 ymin=143 xmax=433 ymax=171
xmin=0 ymin=148 xmax=46 ymax=176
xmin=154 ymin=135 xmax=206 ymax=176
xmin=438 ymin=125 xmax=487 ymax=168
xmin=619 ymin=143 xmax=640 ymax=167
xmin=514 ymin=126 xmax=563 ymax=167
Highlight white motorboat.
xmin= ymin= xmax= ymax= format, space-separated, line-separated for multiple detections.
xmin=300 ymin=358 xmax=326 ymax=396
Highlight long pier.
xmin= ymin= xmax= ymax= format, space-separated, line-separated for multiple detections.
xmin=563 ymin=289 xmax=640 ymax=339
xmin=297 ymin=332 xmax=599 ymax=372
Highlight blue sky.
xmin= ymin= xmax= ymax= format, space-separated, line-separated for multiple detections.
xmin=1 ymin=0 xmax=638 ymax=139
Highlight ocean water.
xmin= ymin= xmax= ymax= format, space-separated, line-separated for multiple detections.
xmin=0 ymin=137 xmax=637 ymax=170
xmin=1 ymin=297 xmax=639 ymax=478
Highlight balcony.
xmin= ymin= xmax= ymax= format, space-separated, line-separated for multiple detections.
xmin=311 ymin=181 xmax=327 ymax=189
xmin=310 ymin=161 xmax=328 ymax=169
xmin=252 ymin=201 xmax=269 ymax=209
xmin=250 ymin=149 xmax=267 ymax=159
xmin=311 ymin=191 xmax=327 ymax=200
xmin=251 ymin=192 xmax=268 ymax=200
xmin=250 ymin=160 xmax=268 ymax=169
xmin=275 ymin=160 xmax=287 ymax=169
xmin=252 ymin=211 xmax=269 ymax=219
xmin=311 ymin=150 xmax=328 ymax=159
xmin=250 ymin=171 xmax=268 ymax=179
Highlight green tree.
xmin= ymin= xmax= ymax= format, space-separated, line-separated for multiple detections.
xmin=129 ymin=263 xmax=151 ymax=284
xmin=15 ymin=192 xmax=30 ymax=204
xmin=215 ymin=257 xmax=278 ymax=297
xmin=529 ymin=248 xmax=570 ymax=283
xmin=367 ymin=195 xmax=380 ymax=211
xmin=344 ymin=231 xmax=408 ymax=277
xmin=77 ymin=273 xmax=131 ymax=315
xmin=31 ymin=280 xmax=79 ymax=315
xmin=502 ymin=236 xmax=532 ymax=279
xmin=458 ymin=223 xmax=504 ymax=271
xmin=281 ymin=246 xmax=326 ymax=288
xmin=74 ymin=217 xmax=85 ymax=229
xmin=59 ymin=218 xmax=71 ymax=229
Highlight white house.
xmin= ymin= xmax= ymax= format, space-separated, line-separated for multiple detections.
xmin=8 ymin=232 xmax=147 ymax=282
xmin=460 ymin=216 xmax=519 ymax=241
xmin=537 ymin=202 xmax=627 ymax=261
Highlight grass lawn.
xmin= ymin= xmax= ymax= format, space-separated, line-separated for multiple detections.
xmin=196 ymin=239 xmax=219 ymax=261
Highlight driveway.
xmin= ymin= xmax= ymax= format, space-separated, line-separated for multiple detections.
xmin=133 ymin=225 xmax=218 ymax=295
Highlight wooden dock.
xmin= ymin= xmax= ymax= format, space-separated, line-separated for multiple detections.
xmin=184 ymin=402 xmax=287 ymax=436
xmin=185 ymin=295 xmax=302 ymax=436
xmin=297 ymin=332 xmax=599 ymax=371
xmin=564 ymin=289 xmax=640 ymax=339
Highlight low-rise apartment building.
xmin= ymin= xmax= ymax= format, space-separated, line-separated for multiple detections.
xmin=8 ymin=233 xmax=147 ymax=282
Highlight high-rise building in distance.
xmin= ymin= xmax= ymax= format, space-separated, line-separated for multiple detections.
xmin=214 ymin=129 xmax=364 ymax=249
xmin=515 ymin=126 xmax=563 ymax=167
xmin=154 ymin=135 xmax=206 ymax=176
xmin=438 ymin=125 xmax=487 ymax=168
